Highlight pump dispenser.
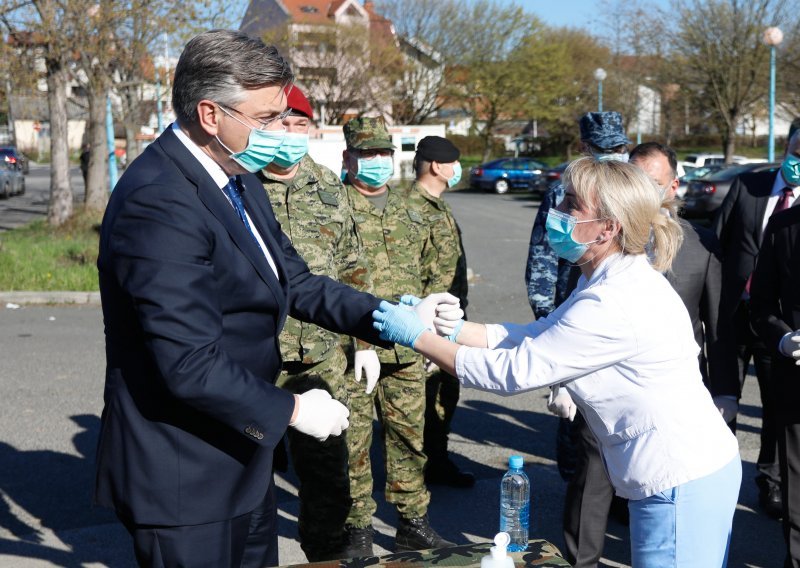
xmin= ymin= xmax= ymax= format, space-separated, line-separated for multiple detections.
xmin=481 ymin=532 xmax=515 ymax=568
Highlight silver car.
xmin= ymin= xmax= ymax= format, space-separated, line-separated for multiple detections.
xmin=0 ymin=158 xmax=25 ymax=198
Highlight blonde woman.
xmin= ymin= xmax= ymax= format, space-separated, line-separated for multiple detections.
xmin=374 ymin=157 xmax=741 ymax=567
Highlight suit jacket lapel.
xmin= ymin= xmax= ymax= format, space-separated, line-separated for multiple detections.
xmin=239 ymin=175 xmax=289 ymax=288
xmin=753 ymin=172 xmax=777 ymax=243
xmin=158 ymin=128 xmax=286 ymax=304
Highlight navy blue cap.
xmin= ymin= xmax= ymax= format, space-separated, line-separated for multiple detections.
xmin=579 ymin=111 xmax=631 ymax=150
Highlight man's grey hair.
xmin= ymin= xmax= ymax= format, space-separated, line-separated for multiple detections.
xmin=172 ymin=29 xmax=294 ymax=125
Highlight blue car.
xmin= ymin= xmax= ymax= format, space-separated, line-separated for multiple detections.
xmin=469 ymin=157 xmax=546 ymax=194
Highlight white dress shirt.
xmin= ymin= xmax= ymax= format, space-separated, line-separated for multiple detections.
xmin=171 ymin=123 xmax=279 ymax=278
xmin=455 ymin=253 xmax=739 ymax=500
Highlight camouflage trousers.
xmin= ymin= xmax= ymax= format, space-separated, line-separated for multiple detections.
xmin=345 ymin=359 xmax=429 ymax=527
xmin=423 ymin=369 xmax=461 ymax=466
xmin=276 ymin=347 xmax=351 ymax=562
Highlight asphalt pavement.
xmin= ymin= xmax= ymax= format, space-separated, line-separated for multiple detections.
xmin=0 ymin=183 xmax=786 ymax=567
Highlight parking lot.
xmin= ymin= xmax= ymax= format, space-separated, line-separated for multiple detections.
xmin=0 ymin=180 xmax=786 ymax=567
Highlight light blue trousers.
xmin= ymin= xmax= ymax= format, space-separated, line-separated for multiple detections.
xmin=628 ymin=455 xmax=741 ymax=567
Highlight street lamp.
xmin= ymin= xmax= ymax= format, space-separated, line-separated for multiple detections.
xmin=764 ymin=26 xmax=783 ymax=162
xmin=594 ymin=68 xmax=607 ymax=113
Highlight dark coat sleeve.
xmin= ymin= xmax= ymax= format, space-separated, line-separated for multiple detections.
xmin=750 ymin=220 xmax=793 ymax=350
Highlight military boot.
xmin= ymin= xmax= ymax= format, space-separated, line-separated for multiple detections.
xmin=343 ymin=524 xmax=374 ymax=558
xmin=395 ymin=515 xmax=454 ymax=551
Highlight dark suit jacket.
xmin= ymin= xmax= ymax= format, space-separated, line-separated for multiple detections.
xmin=713 ymin=170 xmax=795 ymax=321
xmin=750 ymin=206 xmax=800 ymax=421
xmin=667 ymin=219 xmax=739 ymax=397
xmin=95 ymin=127 xmax=385 ymax=526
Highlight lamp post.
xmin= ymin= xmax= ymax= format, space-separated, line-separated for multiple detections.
xmin=763 ymin=26 xmax=783 ymax=163
xmin=594 ymin=68 xmax=607 ymax=112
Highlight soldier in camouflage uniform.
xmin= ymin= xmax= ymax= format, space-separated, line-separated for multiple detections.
xmin=406 ymin=136 xmax=474 ymax=489
xmin=257 ymin=87 xmax=380 ymax=562
xmin=340 ymin=118 xmax=453 ymax=556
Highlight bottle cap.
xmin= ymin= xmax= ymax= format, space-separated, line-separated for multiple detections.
xmin=491 ymin=532 xmax=510 ymax=559
xmin=509 ymin=455 xmax=523 ymax=469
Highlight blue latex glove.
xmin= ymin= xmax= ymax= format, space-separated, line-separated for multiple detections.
xmin=400 ymin=294 xmax=421 ymax=306
xmin=372 ymin=301 xmax=427 ymax=348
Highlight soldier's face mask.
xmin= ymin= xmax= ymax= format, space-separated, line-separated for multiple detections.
xmin=272 ymin=132 xmax=308 ymax=169
xmin=594 ymin=151 xmax=629 ymax=163
xmin=545 ymin=209 xmax=603 ymax=263
xmin=356 ymin=154 xmax=394 ymax=188
xmin=445 ymin=162 xmax=462 ymax=188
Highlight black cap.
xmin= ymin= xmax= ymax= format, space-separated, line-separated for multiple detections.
xmin=416 ymin=136 xmax=460 ymax=162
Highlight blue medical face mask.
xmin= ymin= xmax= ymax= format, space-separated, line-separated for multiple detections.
xmin=446 ymin=162 xmax=462 ymax=188
xmin=271 ymin=132 xmax=308 ymax=169
xmin=216 ymin=105 xmax=286 ymax=172
xmin=356 ymin=155 xmax=394 ymax=188
xmin=782 ymin=154 xmax=800 ymax=186
xmin=594 ymin=151 xmax=629 ymax=163
xmin=545 ymin=209 xmax=602 ymax=263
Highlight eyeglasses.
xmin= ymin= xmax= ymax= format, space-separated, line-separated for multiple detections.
xmin=357 ymin=149 xmax=394 ymax=159
xmin=217 ymin=103 xmax=292 ymax=130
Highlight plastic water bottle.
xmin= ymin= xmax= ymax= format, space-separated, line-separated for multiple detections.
xmin=499 ymin=455 xmax=530 ymax=552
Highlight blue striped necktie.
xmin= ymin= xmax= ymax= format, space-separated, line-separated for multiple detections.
xmin=223 ymin=176 xmax=259 ymax=244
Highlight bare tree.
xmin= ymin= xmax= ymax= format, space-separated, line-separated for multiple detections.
xmin=1 ymin=0 xmax=75 ymax=225
xmin=675 ymin=0 xmax=788 ymax=162
xmin=376 ymin=0 xmax=462 ymax=123
xmin=262 ymin=21 xmax=404 ymax=124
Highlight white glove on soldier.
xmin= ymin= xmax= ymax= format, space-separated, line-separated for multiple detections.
xmin=780 ymin=330 xmax=800 ymax=365
xmin=433 ymin=302 xmax=465 ymax=340
xmin=712 ymin=395 xmax=739 ymax=423
xmin=547 ymin=385 xmax=577 ymax=421
xmin=289 ymin=389 xmax=349 ymax=441
xmin=400 ymin=293 xmax=462 ymax=333
xmin=354 ymin=349 xmax=381 ymax=394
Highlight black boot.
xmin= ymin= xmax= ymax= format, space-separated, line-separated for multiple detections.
xmin=343 ymin=525 xmax=375 ymax=558
xmin=425 ymin=458 xmax=475 ymax=489
xmin=395 ymin=515 xmax=454 ymax=551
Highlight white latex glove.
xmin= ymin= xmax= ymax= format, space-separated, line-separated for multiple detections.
xmin=289 ymin=389 xmax=350 ymax=441
xmin=780 ymin=330 xmax=800 ymax=365
xmin=400 ymin=293 xmax=461 ymax=333
xmin=547 ymin=385 xmax=577 ymax=421
xmin=424 ymin=358 xmax=439 ymax=373
xmin=433 ymin=302 xmax=465 ymax=339
xmin=354 ymin=349 xmax=381 ymax=394
xmin=712 ymin=395 xmax=739 ymax=423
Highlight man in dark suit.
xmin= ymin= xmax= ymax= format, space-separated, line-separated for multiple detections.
xmin=750 ymin=205 xmax=800 ymax=567
xmin=713 ymin=132 xmax=800 ymax=517
xmin=549 ymin=142 xmax=738 ymax=567
xmin=95 ymin=30 xmax=392 ymax=567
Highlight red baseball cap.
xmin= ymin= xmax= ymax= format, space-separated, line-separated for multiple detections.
xmin=285 ymin=85 xmax=313 ymax=119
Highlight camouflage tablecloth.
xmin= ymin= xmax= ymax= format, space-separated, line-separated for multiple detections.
xmin=285 ymin=540 xmax=570 ymax=568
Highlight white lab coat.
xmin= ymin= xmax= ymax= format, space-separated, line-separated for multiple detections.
xmin=455 ymin=253 xmax=738 ymax=499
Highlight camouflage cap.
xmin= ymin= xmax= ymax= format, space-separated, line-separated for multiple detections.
xmin=343 ymin=117 xmax=396 ymax=150
xmin=579 ymin=111 xmax=631 ymax=150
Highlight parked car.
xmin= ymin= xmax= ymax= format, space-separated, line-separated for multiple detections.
xmin=676 ymin=164 xmax=724 ymax=199
xmin=0 ymin=158 xmax=25 ymax=198
xmin=469 ymin=157 xmax=547 ymax=194
xmin=681 ymin=153 xmax=757 ymax=169
xmin=682 ymin=162 xmax=779 ymax=218
xmin=0 ymin=146 xmax=29 ymax=174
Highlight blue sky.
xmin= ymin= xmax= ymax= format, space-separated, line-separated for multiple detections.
xmin=509 ymin=0 xmax=671 ymax=30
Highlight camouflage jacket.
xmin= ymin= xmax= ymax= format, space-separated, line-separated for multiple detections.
xmin=524 ymin=182 xmax=581 ymax=319
xmin=407 ymin=182 xmax=468 ymax=313
xmin=260 ymin=155 xmax=371 ymax=363
xmin=346 ymin=182 xmax=434 ymax=364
